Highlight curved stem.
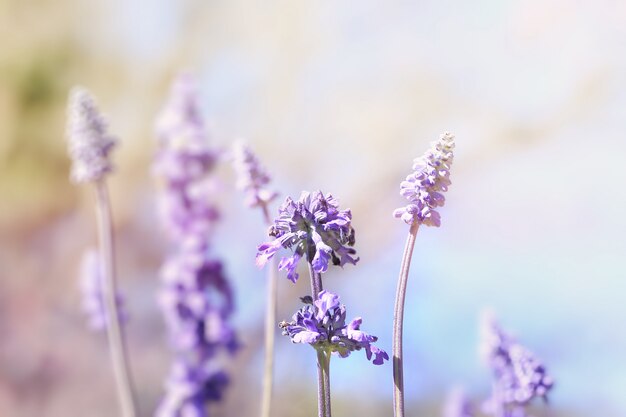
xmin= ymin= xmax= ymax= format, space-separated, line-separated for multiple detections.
xmin=94 ymin=181 xmax=138 ymax=417
xmin=392 ymin=222 xmax=419 ymax=417
xmin=260 ymin=204 xmax=277 ymax=417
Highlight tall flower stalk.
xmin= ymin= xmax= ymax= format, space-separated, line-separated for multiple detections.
xmin=391 ymin=132 xmax=455 ymax=417
xmin=153 ymin=74 xmax=238 ymax=416
xmin=231 ymin=141 xmax=278 ymax=417
xmin=66 ymin=87 xmax=138 ymax=417
xmin=257 ymin=191 xmax=388 ymax=417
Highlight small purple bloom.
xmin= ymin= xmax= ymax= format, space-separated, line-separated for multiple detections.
xmin=65 ymin=87 xmax=117 ymax=183
xmin=256 ymin=191 xmax=359 ymax=282
xmin=481 ymin=313 xmax=554 ymax=416
xmin=393 ymin=132 xmax=455 ymax=227
xmin=280 ymin=290 xmax=387 ymax=365
xmin=79 ymin=249 xmax=126 ymax=331
xmin=156 ymin=359 xmax=229 ymax=417
xmin=231 ymin=141 xmax=278 ymax=208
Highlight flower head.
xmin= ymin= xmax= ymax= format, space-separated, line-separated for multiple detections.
xmin=280 ymin=290 xmax=388 ymax=365
xmin=65 ymin=87 xmax=117 ymax=183
xmin=231 ymin=141 xmax=278 ymax=208
xmin=79 ymin=249 xmax=126 ymax=331
xmin=256 ymin=191 xmax=359 ymax=282
xmin=481 ymin=313 xmax=554 ymax=413
xmin=393 ymin=132 xmax=455 ymax=227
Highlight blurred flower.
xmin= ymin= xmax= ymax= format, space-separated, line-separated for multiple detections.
xmin=154 ymin=74 xmax=237 ymax=415
xmin=481 ymin=313 xmax=554 ymax=416
xmin=65 ymin=87 xmax=117 ymax=183
xmin=393 ymin=132 xmax=455 ymax=227
xmin=231 ymin=141 xmax=278 ymax=209
xmin=257 ymin=191 xmax=359 ymax=283
xmin=79 ymin=249 xmax=126 ymax=331
xmin=156 ymin=359 xmax=229 ymax=417
xmin=280 ymin=290 xmax=388 ymax=365
xmin=443 ymin=387 xmax=474 ymax=417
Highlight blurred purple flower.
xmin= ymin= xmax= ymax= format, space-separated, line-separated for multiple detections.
xmin=481 ymin=313 xmax=554 ymax=416
xmin=393 ymin=132 xmax=455 ymax=227
xmin=280 ymin=290 xmax=388 ymax=365
xmin=65 ymin=87 xmax=117 ymax=183
xmin=79 ymin=249 xmax=126 ymax=331
xmin=154 ymin=74 xmax=238 ymax=415
xmin=231 ymin=141 xmax=278 ymax=209
xmin=443 ymin=387 xmax=474 ymax=417
xmin=156 ymin=359 xmax=229 ymax=417
xmin=256 ymin=191 xmax=359 ymax=283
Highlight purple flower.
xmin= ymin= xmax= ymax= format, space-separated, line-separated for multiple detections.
xmin=481 ymin=313 xmax=554 ymax=416
xmin=79 ymin=249 xmax=126 ymax=331
xmin=156 ymin=359 xmax=229 ymax=417
xmin=393 ymin=132 xmax=455 ymax=227
xmin=65 ymin=87 xmax=117 ymax=183
xmin=443 ymin=387 xmax=474 ymax=417
xmin=231 ymin=141 xmax=278 ymax=208
xmin=280 ymin=290 xmax=388 ymax=365
xmin=256 ymin=191 xmax=359 ymax=282
xmin=154 ymin=74 xmax=238 ymax=415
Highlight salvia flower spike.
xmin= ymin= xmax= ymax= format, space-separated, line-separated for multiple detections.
xmin=66 ymin=87 xmax=117 ymax=184
xmin=232 ymin=141 xmax=278 ymax=209
xmin=480 ymin=313 xmax=554 ymax=417
xmin=256 ymin=190 xmax=359 ymax=283
xmin=66 ymin=87 xmax=137 ymax=417
xmin=392 ymin=132 xmax=455 ymax=417
xmin=154 ymin=74 xmax=238 ymax=416
xmin=393 ymin=132 xmax=455 ymax=227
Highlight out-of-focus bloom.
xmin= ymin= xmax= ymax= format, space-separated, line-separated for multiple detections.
xmin=393 ymin=132 xmax=455 ymax=227
xmin=443 ymin=387 xmax=474 ymax=417
xmin=231 ymin=141 xmax=277 ymax=208
xmin=280 ymin=290 xmax=388 ymax=365
xmin=481 ymin=313 xmax=554 ymax=416
xmin=256 ymin=191 xmax=359 ymax=283
xmin=156 ymin=360 xmax=229 ymax=417
xmin=65 ymin=87 xmax=117 ymax=183
xmin=153 ymin=73 xmax=220 ymax=239
xmin=154 ymin=74 xmax=237 ymax=416
xmin=79 ymin=249 xmax=126 ymax=331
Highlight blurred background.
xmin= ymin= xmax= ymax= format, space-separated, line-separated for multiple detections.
xmin=1 ymin=0 xmax=625 ymax=416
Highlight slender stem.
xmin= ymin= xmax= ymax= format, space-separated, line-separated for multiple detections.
xmin=392 ymin=222 xmax=419 ymax=417
xmin=260 ymin=204 xmax=277 ymax=417
xmin=316 ymin=350 xmax=332 ymax=417
xmin=308 ymin=264 xmax=328 ymax=417
xmin=94 ymin=181 xmax=138 ymax=417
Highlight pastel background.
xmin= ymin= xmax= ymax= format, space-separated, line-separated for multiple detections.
xmin=1 ymin=1 xmax=624 ymax=416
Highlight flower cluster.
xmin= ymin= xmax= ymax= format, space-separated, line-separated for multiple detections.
xmin=153 ymin=73 xmax=220 ymax=240
xmin=481 ymin=314 xmax=553 ymax=416
xmin=256 ymin=191 xmax=359 ymax=283
xmin=280 ymin=290 xmax=388 ymax=365
xmin=156 ymin=360 xmax=229 ymax=417
xmin=393 ymin=132 xmax=455 ymax=227
xmin=231 ymin=141 xmax=278 ymax=209
xmin=65 ymin=87 xmax=117 ymax=184
xmin=154 ymin=74 xmax=238 ymax=416
xmin=79 ymin=249 xmax=126 ymax=331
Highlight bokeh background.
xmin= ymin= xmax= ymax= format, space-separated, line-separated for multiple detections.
xmin=1 ymin=0 xmax=625 ymax=416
